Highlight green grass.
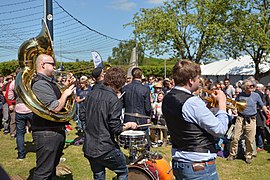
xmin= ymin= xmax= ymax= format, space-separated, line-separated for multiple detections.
xmin=1 ymin=125 xmax=270 ymax=180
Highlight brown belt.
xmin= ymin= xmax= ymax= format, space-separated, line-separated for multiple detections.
xmin=193 ymin=160 xmax=215 ymax=166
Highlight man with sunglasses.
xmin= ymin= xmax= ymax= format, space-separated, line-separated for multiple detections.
xmin=31 ymin=54 xmax=75 ymax=179
xmin=227 ymin=79 xmax=269 ymax=163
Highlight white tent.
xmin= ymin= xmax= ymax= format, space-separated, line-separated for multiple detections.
xmin=201 ymin=55 xmax=270 ymax=75
xmin=200 ymin=55 xmax=270 ymax=84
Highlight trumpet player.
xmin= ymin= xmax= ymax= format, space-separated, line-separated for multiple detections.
xmin=162 ymin=60 xmax=229 ymax=180
xmin=227 ymin=79 xmax=270 ymax=163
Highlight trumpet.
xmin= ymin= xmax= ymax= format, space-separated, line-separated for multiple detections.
xmin=200 ymin=88 xmax=246 ymax=113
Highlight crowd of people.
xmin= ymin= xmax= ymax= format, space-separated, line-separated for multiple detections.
xmin=1 ymin=56 xmax=270 ymax=179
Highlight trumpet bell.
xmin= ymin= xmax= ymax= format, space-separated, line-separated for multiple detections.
xmin=200 ymin=88 xmax=247 ymax=112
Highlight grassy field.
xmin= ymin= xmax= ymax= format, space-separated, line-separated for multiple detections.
xmin=1 ymin=125 xmax=270 ymax=180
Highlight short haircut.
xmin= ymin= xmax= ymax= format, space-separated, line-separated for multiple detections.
xmin=242 ymin=79 xmax=253 ymax=89
xmin=172 ymin=60 xmax=201 ymax=86
xmin=104 ymin=67 xmax=126 ymax=91
xmin=131 ymin=67 xmax=142 ymax=79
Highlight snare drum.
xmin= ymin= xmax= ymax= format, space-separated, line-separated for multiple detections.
xmin=128 ymin=158 xmax=173 ymax=180
xmin=118 ymin=130 xmax=146 ymax=148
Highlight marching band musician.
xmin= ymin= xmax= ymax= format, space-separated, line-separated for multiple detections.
xmin=31 ymin=54 xmax=76 ymax=179
xmin=162 ymin=60 xmax=229 ymax=180
xmin=80 ymin=67 xmax=137 ymax=180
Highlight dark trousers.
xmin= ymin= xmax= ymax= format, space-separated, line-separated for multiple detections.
xmin=32 ymin=130 xmax=65 ymax=180
xmin=15 ymin=112 xmax=33 ymax=158
xmin=86 ymin=148 xmax=128 ymax=180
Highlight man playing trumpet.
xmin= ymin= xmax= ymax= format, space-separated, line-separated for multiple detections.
xmin=162 ymin=60 xmax=229 ymax=179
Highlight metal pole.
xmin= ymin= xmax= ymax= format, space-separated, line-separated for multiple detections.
xmin=44 ymin=0 xmax=54 ymax=41
xmin=164 ymin=58 xmax=167 ymax=78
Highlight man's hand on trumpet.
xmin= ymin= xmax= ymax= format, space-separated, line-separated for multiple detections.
xmin=210 ymin=90 xmax=226 ymax=111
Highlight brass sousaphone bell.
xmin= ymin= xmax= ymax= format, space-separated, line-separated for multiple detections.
xmin=15 ymin=19 xmax=76 ymax=122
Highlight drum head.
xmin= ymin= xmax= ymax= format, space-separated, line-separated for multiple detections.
xmin=121 ymin=130 xmax=145 ymax=136
xmin=128 ymin=166 xmax=155 ymax=180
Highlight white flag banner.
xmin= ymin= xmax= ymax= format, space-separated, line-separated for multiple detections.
xmin=91 ymin=51 xmax=103 ymax=68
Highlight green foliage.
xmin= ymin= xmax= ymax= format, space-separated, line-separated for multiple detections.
xmin=141 ymin=65 xmax=174 ymax=78
xmin=108 ymin=39 xmax=144 ymax=65
xmin=128 ymin=0 xmax=230 ymax=63
xmin=221 ymin=0 xmax=270 ymax=78
xmin=0 ymin=60 xmax=19 ymax=76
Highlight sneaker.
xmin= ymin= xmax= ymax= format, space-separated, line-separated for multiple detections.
xmin=10 ymin=134 xmax=16 ymax=140
xmin=256 ymin=148 xmax=264 ymax=152
xmin=227 ymin=155 xmax=236 ymax=161
xmin=245 ymin=157 xmax=253 ymax=164
xmin=65 ymin=125 xmax=72 ymax=131
xmin=16 ymin=156 xmax=25 ymax=161
xmin=3 ymin=130 xmax=9 ymax=135
xmin=60 ymin=157 xmax=66 ymax=163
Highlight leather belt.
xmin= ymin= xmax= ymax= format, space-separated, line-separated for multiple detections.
xmin=193 ymin=160 xmax=215 ymax=166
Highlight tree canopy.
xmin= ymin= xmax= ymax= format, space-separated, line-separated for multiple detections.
xmin=128 ymin=0 xmax=230 ymax=63
xmin=107 ymin=39 xmax=144 ymax=65
xmin=222 ymin=0 xmax=270 ymax=79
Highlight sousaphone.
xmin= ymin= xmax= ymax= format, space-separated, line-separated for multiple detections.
xmin=15 ymin=19 xmax=76 ymax=122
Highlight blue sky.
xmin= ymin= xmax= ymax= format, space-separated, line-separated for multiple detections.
xmin=0 ymin=0 xmax=168 ymax=62
xmin=56 ymin=0 xmax=166 ymax=41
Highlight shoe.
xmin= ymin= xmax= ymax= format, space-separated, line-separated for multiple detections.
xmin=227 ymin=155 xmax=236 ymax=161
xmin=3 ymin=130 xmax=9 ymax=135
xmin=16 ymin=156 xmax=25 ymax=161
xmin=60 ymin=157 xmax=66 ymax=163
xmin=151 ymin=143 xmax=158 ymax=148
xmin=245 ymin=157 xmax=253 ymax=164
xmin=65 ymin=125 xmax=72 ymax=131
xmin=256 ymin=148 xmax=264 ymax=152
xmin=10 ymin=134 xmax=16 ymax=140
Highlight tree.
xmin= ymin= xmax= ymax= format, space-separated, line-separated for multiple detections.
xmin=222 ymin=0 xmax=270 ymax=79
xmin=108 ymin=40 xmax=144 ymax=65
xmin=128 ymin=0 xmax=231 ymax=63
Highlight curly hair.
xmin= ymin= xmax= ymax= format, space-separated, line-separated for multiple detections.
xmin=104 ymin=67 xmax=126 ymax=92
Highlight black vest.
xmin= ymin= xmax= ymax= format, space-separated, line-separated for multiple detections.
xmin=162 ymin=89 xmax=216 ymax=153
xmin=31 ymin=74 xmax=67 ymax=131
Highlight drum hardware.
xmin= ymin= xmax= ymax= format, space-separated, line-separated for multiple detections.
xmin=124 ymin=113 xmax=151 ymax=119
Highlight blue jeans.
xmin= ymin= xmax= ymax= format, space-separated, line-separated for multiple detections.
xmin=32 ymin=130 xmax=65 ymax=180
xmin=15 ymin=112 xmax=33 ymax=158
xmin=172 ymin=160 xmax=219 ymax=180
xmin=86 ymin=148 xmax=128 ymax=180
xmin=256 ymin=127 xmax=264 ymax=148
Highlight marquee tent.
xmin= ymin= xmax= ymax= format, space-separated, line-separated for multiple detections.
xmin=201 ymin=55 xmax=270 ymax=75
xmin=200 ymin=55 xmax=270 ymax=84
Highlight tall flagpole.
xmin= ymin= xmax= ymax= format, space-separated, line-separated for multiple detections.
xmin=44 ymin=0 xmax=54 ymax=41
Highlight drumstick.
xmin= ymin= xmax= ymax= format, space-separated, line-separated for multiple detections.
xmin=137 ymin=123 xmax=152 ymax=128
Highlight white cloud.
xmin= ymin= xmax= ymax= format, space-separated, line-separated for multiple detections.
xmin=146 ymin=0 xmax=168 ymax=4
xmin=110 ymin=0 xmax=136 ymax=11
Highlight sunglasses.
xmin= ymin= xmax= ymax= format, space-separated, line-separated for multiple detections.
xmin=44 ymin=62 xmax=55 ymax=66
xmin=246 ymin=85 xmax=254 ymax=88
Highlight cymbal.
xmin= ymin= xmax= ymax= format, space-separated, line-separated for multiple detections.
xmin=124 ymin=113 xmax=151 ymax=119
xmin=150 ymin=125 xmax=167 ymax=130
